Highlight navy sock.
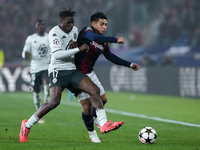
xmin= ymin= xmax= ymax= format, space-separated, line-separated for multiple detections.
xmin=92 ymin=108 xmax=97 ymax=118
xmin=82 ymin=112 xmax=94 ymax=131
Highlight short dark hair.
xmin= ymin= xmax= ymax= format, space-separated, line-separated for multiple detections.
xmin=90 ymin=12 xmax=107 ymax=22
xmin=35 ymin=19 xmax=44 ymax=25
xmin=59 ymin=7 xmax=76 ymax=19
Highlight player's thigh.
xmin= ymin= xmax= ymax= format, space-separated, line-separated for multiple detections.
xmin=68 ymin=70 xmax=98 ymax=94
xmin=87 ymin=71 xmax=105 ymax=96
xmin=49 ymin=86 xmax=62 ymax=104
xmin=78 ymin=76 xmax=100 ymax=95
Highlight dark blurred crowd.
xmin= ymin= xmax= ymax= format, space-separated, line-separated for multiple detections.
xmin=157 ymin=0 xmax=200 ymax=46
xmin=129 ymin=0 xmax=200 ymax=47
xmin=1 ymin=0 xmax=200 ymax=63
xmin=0 ymin=0 xmax=109 ymax=62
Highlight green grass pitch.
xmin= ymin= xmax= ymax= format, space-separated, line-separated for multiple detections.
xmin=0 ymin=91 xmax=200 ymax=150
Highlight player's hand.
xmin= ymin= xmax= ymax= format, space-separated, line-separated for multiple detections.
xmin=78 ymin=43 xmax=89 ymax=52
xmin=130 ymin=63 xmax=139 ymax=71
xmin=117 ymin=37 xmax=125 ymax=44
xmin=71 ymin=41 xmax=78 ymax=48
xmin=25 ymin=51 xmax=30 ymax=59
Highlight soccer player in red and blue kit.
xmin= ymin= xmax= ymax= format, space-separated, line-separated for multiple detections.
xmin=75 ymin=12 xmax=139 ymax=143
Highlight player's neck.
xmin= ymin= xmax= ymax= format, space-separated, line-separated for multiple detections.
xmin=37 ymin=32 xmax=45 ymax=36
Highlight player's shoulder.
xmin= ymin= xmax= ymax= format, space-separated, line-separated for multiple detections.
xmin=86 ymin=26 xmax=93 ymax=31
xmin=78 ymin=26 xmax=93 ymax=37
xmin=49 ymin=25 xmax=59 ymax=34
xmin=82 ymin=26 xmax=93 ymax=33
xmin=70 ymin=26 xmax=78 ymax=40
xmin=72 ymin=26 xmax=78 ymax=31
xmin=26 ymin=33 xmax=37 ymax=40
xmin=71 ymin=26 xmax=78 ymax=34
xmin=49 ymin=25 xmax=62 ymax=37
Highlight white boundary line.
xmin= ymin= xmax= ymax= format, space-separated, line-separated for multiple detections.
xmin=61 ymin=101 xmax=200 ymax=128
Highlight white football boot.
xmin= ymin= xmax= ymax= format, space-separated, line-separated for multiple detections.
xmin=88 ymin=130 xmax=101 ymax=143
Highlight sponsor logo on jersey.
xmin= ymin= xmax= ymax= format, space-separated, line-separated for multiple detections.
xmin=74 ymin=33 xmax=77 ymax=39
xmin=90 ymin=41 xmax=103 ymax=50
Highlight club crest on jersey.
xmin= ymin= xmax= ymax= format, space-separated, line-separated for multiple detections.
xmin=52 ymin=77 xmax=57 ymax=84
xmin=90 ymin=41 xmax=103 ymax=50
xmin=74 ymin=33 xmax=77 ymax=39
xmin=53 ymin=39 xmax=59 ymax=45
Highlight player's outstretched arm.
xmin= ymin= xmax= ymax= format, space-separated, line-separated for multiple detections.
xmin=85 ymin=31 xmax=118 ymax=43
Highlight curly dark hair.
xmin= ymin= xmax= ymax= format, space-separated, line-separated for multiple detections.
xmin=59 ymin=7 xmax=76 ymax=19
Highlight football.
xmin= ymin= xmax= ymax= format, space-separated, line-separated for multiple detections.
xmin=138 ymin=127 xmax=157 ymax=144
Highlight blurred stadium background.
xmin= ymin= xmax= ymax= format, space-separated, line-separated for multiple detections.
xmin=0 ymin=0 xmax=200 ymax=98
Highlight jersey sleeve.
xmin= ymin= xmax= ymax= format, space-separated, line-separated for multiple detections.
xmin=84 ymin=30 xmax=118 ymax=43
xmin=103 ymin=46 xmax=131 ymax=67
xmin=22 ymin=36 xmax=31 ymax=58
xmin=49 ymin=28 xmax=79 ymax=60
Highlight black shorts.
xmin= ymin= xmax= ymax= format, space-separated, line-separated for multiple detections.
xmin=49 ymin=70 xmax=86 ymax=94
xmin=30 ymin=70 xmax=48 ymax=88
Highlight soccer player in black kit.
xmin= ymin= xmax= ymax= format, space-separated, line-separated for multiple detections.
xmin=75 ymin=12 xmax=139 ymax=143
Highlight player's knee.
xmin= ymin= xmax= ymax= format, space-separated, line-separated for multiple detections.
xmin=83 ymin=108 xmax=92 ymax=115
xmin=34 ymin=86 xmax=40 ymax=93
xmin=102 ymin=99 xmax=107 ymax=105
xmin=84 ymin=105 xmax=92 ymax=115
xmin=82 ymin=100 xmax=92 ymax=115
xmin=48 ymin=99 xmax=60 ymax=109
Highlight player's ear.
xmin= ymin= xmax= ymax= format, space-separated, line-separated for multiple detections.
xmin=35 ymin=22 xmax=38 ymax=29
xmin=91 ymin=21 xmax=96 ymax=27
xmin=59 ymin=19 xmax=63 ymax=25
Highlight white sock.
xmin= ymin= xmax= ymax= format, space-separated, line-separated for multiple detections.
xmin=43 ymin=85 xmax=49 ymax=103
xmin=25 ymin=113 xmax=40 ymax=129
xmin=33 ymin=92 xmax=41 ymax=110
xmin=96 ymin=109 xmax=107 ymax=127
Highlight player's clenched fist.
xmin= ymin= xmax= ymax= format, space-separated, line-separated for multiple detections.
xmin=117 ymin=37 xmax=124 ymax=44
xmin=130 ymin=63 xmax=139 ymax=71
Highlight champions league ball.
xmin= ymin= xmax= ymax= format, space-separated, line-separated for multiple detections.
xmin=138 ymin=127 xmax=157 ymax=144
